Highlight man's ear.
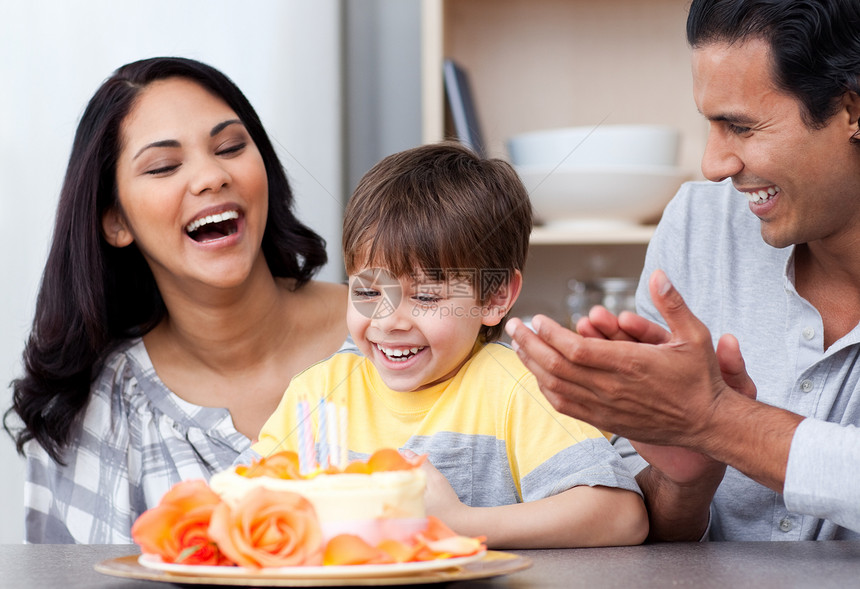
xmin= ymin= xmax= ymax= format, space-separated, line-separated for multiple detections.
xmin=843 ymin=90 xmax=860 ymax=132
xmin=481 ymin=269 xmax=523 ymax=327
xmin=101 ymin=206 xmax=134 ymax=248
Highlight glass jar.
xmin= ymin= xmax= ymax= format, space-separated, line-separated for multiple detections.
xmin=566 ymin=277 xmax=638 ymax=330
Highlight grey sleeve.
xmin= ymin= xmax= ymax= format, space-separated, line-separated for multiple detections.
xmin=521 ymin=437 xmax=643 ymax=502
xmin=784 ymin=418 xmax=860 ymax=532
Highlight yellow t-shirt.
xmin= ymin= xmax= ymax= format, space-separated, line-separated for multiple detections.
xmin=254 ymin=343 xmax=639 ymax=506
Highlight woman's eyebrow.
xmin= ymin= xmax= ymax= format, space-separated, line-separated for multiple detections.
xmin=132 ymin=119 xmax=244 ymax=160
xmin=133 ymin=139 xmax=180 ymax=160
xmin=211 ymin=119 xmax=243 ymax=136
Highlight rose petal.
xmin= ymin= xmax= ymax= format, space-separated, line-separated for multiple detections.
xmin=132 ymin=504 xmax=184 ymax=556
xmin=239 ymin=452 xmax=302 ymax=480
xmin=323 ymin=534 xmax=391 ymax=566
xmin=376 ymin=539 xmax=421 ymax=563
xmin=367 ymin=449 xmax=425 ymax=472
xmin=424 ymin=536 xmax=485 ymax=557
xmin=162 ymin=479 xmax=221 ymax=510
xmin=421 ymin=516 xmax=457 ymax=540
xmin=343 ymin=461 xmax=371 ymax=474
xmin=415 ymin=516 xmax=486 ymax=559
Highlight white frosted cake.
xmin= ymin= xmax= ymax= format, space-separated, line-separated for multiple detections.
xmin=209 ymin=452 xmax=428 ymax=545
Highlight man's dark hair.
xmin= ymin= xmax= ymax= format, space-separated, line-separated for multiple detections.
xmin=688 ymin=0 xmax=860 ymax=128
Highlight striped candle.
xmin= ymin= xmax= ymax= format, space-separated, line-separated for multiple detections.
xmin=299 ymin=398 xmax=316 ymax=474
xmin=326 ymin=401 xmax=339 ymax=469
xmin=296 ymin=398 xmax=310 ymax=474
xmin=318 ymin=398 xmax=329 ymax=468
xmin=339 ymin=404 xmax=348 ymax=468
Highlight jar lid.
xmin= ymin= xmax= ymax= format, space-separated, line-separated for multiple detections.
xmin=578 ymin=277 xmax=638 ymax=293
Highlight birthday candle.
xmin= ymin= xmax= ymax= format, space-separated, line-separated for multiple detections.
xmin=339 ymin=404 xmax=348 ymax=468
xmin=326 ymin=401 xmax=338 ymax=469
xmin=301 ymin=399 xmax=315 ymax=473
xmin=296 ymin=398 xmax=309 ymax=474
xmin=318 ymin=397 xmax=329 ymax=468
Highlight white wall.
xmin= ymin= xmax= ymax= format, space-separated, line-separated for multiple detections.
xmin=0 ymin=0 xmax=344 ymax=543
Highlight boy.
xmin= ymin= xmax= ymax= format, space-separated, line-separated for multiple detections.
xmin=253 ymin=142 xmax=648 ymax=548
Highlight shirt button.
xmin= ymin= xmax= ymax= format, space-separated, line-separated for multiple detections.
xmin=802 ymin=327 xmax=815 ymax=340
xmin=779 ymin=517 xmax=793 ymax=532
xmin=800 ymin=379 xmax=814 ymax=393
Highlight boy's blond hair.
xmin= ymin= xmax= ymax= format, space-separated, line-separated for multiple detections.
xmin=343 ymin=141 xmax=533 ymax=342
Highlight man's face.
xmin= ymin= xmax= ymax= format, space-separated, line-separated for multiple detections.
xmin=692 ymin=38 xmax=860 ymax=249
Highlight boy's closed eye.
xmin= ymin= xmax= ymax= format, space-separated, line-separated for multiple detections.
xmin=412 ymin=292 xmax=442 ymax=306
xmin=352 ymin=287 xmax=381 ymax=299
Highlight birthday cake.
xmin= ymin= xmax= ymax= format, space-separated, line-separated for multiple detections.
xmin=131 ymin=448 xmax=484 ymax=568
xmin=209 ymin=449 xmax=428 ymax=545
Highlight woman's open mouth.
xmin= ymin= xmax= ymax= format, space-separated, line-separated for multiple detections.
xmin=185 ymin=210 xmax=240 ymax=243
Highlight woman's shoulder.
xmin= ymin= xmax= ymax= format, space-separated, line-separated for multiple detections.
xmin=278 ymin=278 xmax=347 ymax=311
xmin=279 ymin=278 xmax=349 ymax=340
xmin=87 ymin=337 xmax=247 ymax=451
xmin=94 ymin=338 xmax=157 ymax=389
xmin=91 ymin=338 xmax=206 ymax=421
xmin=88 ymin=338 xmax=164 ymax=415
xmin=297 ymin=279 xmax=348 ymax=303
xmin=310 ymin=278 xmax=348 ymax=294
xmin=279 ymin=276 xmax=346 ymax=294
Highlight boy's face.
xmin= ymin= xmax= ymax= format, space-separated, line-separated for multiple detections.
xmin=347 ymin=266 xmax=495 ymax=392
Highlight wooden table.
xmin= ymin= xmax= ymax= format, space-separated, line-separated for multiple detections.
xmin=3 ymin=541 xmax=860 ymax=588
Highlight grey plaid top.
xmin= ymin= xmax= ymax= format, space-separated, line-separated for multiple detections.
xmin=23 ymin=338 xmax=251 ymax=543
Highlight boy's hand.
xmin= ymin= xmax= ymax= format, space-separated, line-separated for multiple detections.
xmin=400 ymin=449 xmax=466 ymax=525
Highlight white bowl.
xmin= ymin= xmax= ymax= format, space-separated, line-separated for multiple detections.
xmin=515 ymin=164 xmax=690 ymax=228
xmin=507 ymin=124 xmax=680 ymax=168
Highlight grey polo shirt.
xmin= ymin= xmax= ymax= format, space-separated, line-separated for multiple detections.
xmin=615 ymin=179 xmax=860 ymax=540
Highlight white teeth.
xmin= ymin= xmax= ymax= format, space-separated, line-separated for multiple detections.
xmin=745 ymin=186 xmax=780 ymax=205
xmin=376 ymin=344 xmax=423 ymax=361
xmin=185 ymin=210 xmax=239 ymax=233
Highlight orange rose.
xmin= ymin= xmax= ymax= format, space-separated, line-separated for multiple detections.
xmin=131 ymin=480 xmax=231 ymax=566
xmin=208 ymin=487 xmax=323 ymax=568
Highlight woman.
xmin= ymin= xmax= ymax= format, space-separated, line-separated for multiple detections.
xmin=4 ymin=57 xmax=348 ymax=543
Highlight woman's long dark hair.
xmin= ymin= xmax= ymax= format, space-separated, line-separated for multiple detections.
xmin=687 ymin=0 xmax=860 ymax=129
xmin=5 ymin=57 xmax=328 ymax=463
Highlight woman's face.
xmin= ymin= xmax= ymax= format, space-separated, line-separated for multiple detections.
xmin=108 ymin=77 xmax=269 ymax=295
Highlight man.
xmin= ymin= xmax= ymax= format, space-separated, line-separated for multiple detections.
xmin=506 ymin=0 xmax=860 ymax=541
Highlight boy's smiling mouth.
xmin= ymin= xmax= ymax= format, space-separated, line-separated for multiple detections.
xmin=376 ymin=343 xmax=426 ymax=362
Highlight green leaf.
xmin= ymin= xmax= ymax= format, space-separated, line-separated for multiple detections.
xmin=175 ymin=545 xmax=202 ymax=563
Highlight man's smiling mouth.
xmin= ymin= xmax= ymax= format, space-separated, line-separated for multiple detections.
xmin=743 ymin=186 xmax=780 ymax=205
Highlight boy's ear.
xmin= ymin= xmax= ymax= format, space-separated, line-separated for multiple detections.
xmin=481 ymin=270 xmax=523 ymax=327
xmin=101 ymin=205 xmax=134 ymax=248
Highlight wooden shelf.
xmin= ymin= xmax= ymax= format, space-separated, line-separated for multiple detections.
xmin=420 ymin=0 xmax=687 ymax=319
xmin=530 ymin=225 xmax=655 ymax=245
